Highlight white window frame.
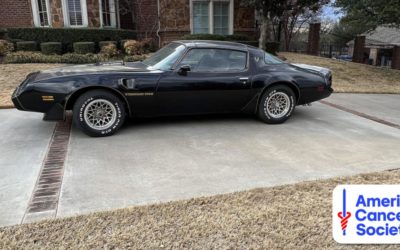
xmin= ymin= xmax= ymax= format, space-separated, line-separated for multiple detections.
xmin=99 ymin=0 xmax=117 ymax=28
xmin=31 ymin=0 xmax=52 ymax=27
xmin=190 ymin=0 xmax=234 ymax=35
xmin=61 ymin=0 xmax=88 ymax=27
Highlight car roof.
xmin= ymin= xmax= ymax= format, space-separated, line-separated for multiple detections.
xmin=174 ymin=40 xmax=258 ymax=51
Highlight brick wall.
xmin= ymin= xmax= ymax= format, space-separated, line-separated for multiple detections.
xmin=392 ymin=46 xmax=400 ymax=70
xmin=0 ymin=0 xmax=33 ymax=28
xmin=135 ymin=0 xmax=256 ymax=46
xmin=134 ymin=0 xmax=158 ymax=39
xmin=87 ymin=0 xmax=100 ymax=27
xmin=307 ymin=23 xmax=320 ymax=56
xmin=50 ymin=0 xmax=64 ymax=28
xmin=352 ymin=36 xmax=366 ymax=63
xmin=233 ymin=0 xmax=256 ymax=39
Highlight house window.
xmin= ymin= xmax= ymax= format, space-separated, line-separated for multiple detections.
xmin=67 ymin=0 xmax=83 ymax=25
xmin=191 ymin=0 xmax=233 ymax=35
xmin=31 ymin=0 xmax=51 ymax=27
xmin=61 ymin=0 xmax=88 ymax=27
xmin=213 ymin=2 xmax=229 ymax=35
xmin=100 ymin=0 xmax=117 ymax=27
xmin=193 ymin=2 xmax=209 ymax=34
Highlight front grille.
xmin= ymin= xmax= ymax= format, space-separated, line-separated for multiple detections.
xmin=12 ymin=86 xmax=19 ymax=98
xmin=326 ymin=74 xmax=332 ymax=87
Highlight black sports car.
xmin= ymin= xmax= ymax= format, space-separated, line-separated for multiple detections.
xmin=12 ymin=40 xmax=333 ymax=137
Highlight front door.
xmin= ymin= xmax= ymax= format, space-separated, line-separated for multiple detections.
xmin=156 ymin=48 xmax=252 ymax=115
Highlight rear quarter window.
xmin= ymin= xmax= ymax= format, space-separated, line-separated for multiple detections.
xmin=264 ymin=52 xmax=284 ymax=64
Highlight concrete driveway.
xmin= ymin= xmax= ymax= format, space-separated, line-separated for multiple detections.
xmin=0 ymin=93 xmax=399 ymax=227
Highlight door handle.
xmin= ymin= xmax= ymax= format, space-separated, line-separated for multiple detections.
xmin=239 ymin=77 xmax=249 ymax=84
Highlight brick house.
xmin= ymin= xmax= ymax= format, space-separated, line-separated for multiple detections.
xmin=348 ymin=26 xmax=400 ymax=70
xmin=0 ymin=0 xmax=257 ymax=46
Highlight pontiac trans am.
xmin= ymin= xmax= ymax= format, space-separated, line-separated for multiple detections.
xmin=12 ymin=40 xmax=333 ymax=137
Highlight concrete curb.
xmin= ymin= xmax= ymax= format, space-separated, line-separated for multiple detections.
xmin=0 ymin=105 xmax=14 ymax=109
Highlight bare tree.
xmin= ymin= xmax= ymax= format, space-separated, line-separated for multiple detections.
xmin=119 ymin=0 xmax=159 ymax=39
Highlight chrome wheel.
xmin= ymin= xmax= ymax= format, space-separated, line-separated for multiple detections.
xmin=266 ymin=92 xmax=290 ymax=119
xmin=84 ymin=99 xmax=117 ymax=130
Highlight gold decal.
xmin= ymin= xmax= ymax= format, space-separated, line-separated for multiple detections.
xmin=125 ymin=92 xmax=154 ymax=97
xmin=42 ymin=96 xmax=54 ymax=101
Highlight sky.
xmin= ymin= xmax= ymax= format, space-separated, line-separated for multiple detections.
xmin=321 ymin=2 xmax=344 ymax=21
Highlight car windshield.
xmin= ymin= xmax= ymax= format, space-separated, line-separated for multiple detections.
xmin=264 ymin=52 xmax=284 ymax=64
xmin=142 ymin=43 xmax=186 ymax=70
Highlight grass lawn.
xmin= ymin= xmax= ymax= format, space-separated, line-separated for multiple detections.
xmin=0 ymin=64 xmax=61 ymax=108
xmin=281 ymin=52 xmax=400 ymax=94
xmin=1 ymin=170 xmax=399 ymax=249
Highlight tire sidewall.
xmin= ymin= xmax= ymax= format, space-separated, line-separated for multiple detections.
xmin=74 ymin=91 xmax=125 ymax=137
xmin=259 ymin=86 xmax=295 ymax=123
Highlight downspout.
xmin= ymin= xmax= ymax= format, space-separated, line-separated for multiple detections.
xmin=156 ymin=0 xmax=161 ymax=48
xmin=116 ymin=0 xmax=121 ymax=28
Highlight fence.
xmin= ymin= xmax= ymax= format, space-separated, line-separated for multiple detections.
xmin=285 ymin=41 xmax=348 ymax=58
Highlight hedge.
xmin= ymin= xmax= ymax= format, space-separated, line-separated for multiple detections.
xmin=40 ymin=42 xmax=62 ymax=55
xmin=239 ymin=41 xmax=259 ymax=47
xmin=99 ymin=41 xmax=117 ymax=49
xmin=181 ymin=33 xmax=250 ymax=41
xmin=16 ymin=41 xmax=38 ymax=51
xmin=4 ymin=51 xmax=147 ymax=64
xmin=73 ymin=42 xmax=95 ymax=54
xmin=7 ymin=27 xmax=137 ymax=52
xmin=265 ymin=41 xmax=280 ymax=55
xmin=0 ymin=40 xmax=14 ymax=56
xmin=0 ymin=28 xmax=7 ymax=39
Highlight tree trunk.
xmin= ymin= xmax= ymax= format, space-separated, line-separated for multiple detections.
xmin=258 ymin=11 xmax=273 ymax=50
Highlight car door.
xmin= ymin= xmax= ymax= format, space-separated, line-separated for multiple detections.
xmin=156 ymin=48 xmax=252 ymax=115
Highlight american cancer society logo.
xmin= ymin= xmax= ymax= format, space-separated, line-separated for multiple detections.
xmin=333 ymin=185 xmax=400 ymax=244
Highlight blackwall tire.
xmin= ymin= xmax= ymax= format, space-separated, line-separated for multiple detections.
xmin=258 ymin=85 xmax=296 ymax=124
xmin=73 ymin=90 xmax=126 ymax=137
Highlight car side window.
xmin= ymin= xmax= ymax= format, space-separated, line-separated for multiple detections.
xmin=178 ymin=48 xmax=247 ymax=72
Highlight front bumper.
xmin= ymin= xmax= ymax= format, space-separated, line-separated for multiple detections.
xmin=12 ymin=86 xmax=26 ymax=111
xmin=12 ymin=72 xmax=39 ymax=111
xmin=11 ymin=72 xmax=66 ymax=121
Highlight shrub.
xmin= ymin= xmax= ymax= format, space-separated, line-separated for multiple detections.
xmin=100 ymin=43 xmax=118 ymax=58
xmin=119 ymin=39 xmax=128 ymax=49
xmin=181 ymin=33 xmax=250 ymax=41
xmin=124 ymin=55 xmax=148 ymax=62
xmin=16 ymin=41 xmax=38 ymax=51
xmin=239 ymin=41 xmax=259 ymax=47
xmin=40 ymin=42 xmax=62 ymax=55
xmin=123 ymin=40 xmax=144 ymax=55
xmin=4 ymin=51 xmax=102 ymax=64
xmin=61 ymin=53 xmax=100 ymax=64
xmin=99 ymin=41 xmax=117 ymax=49
xmin=141 ymin=38 xmax=157 ymax=52
xmin=0 ymin=28 xmax=7 ymax=39
xmin=4 ymin=51 xmax=147 ymax=64
xmin=7 ymin=28 xmax=137 ymax=52
xmin=73 ymin=42 xmax=95 ymax=54
xmin=265 ymin=41 xmax=280 ymax=55
xmin=0 ymin=40 xmax=14 ymax=56
xmin=9 ymin=38 xmax=23 ymax=46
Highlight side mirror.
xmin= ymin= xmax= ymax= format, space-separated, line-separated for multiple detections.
xmin=178 ymin=65 xmax=191 ymax=75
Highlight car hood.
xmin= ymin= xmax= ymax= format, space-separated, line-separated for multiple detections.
xmin=33 ymin=61 xmax=157 ymax=82
xmin=291 ymin=63 xmax=331 ymax=77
